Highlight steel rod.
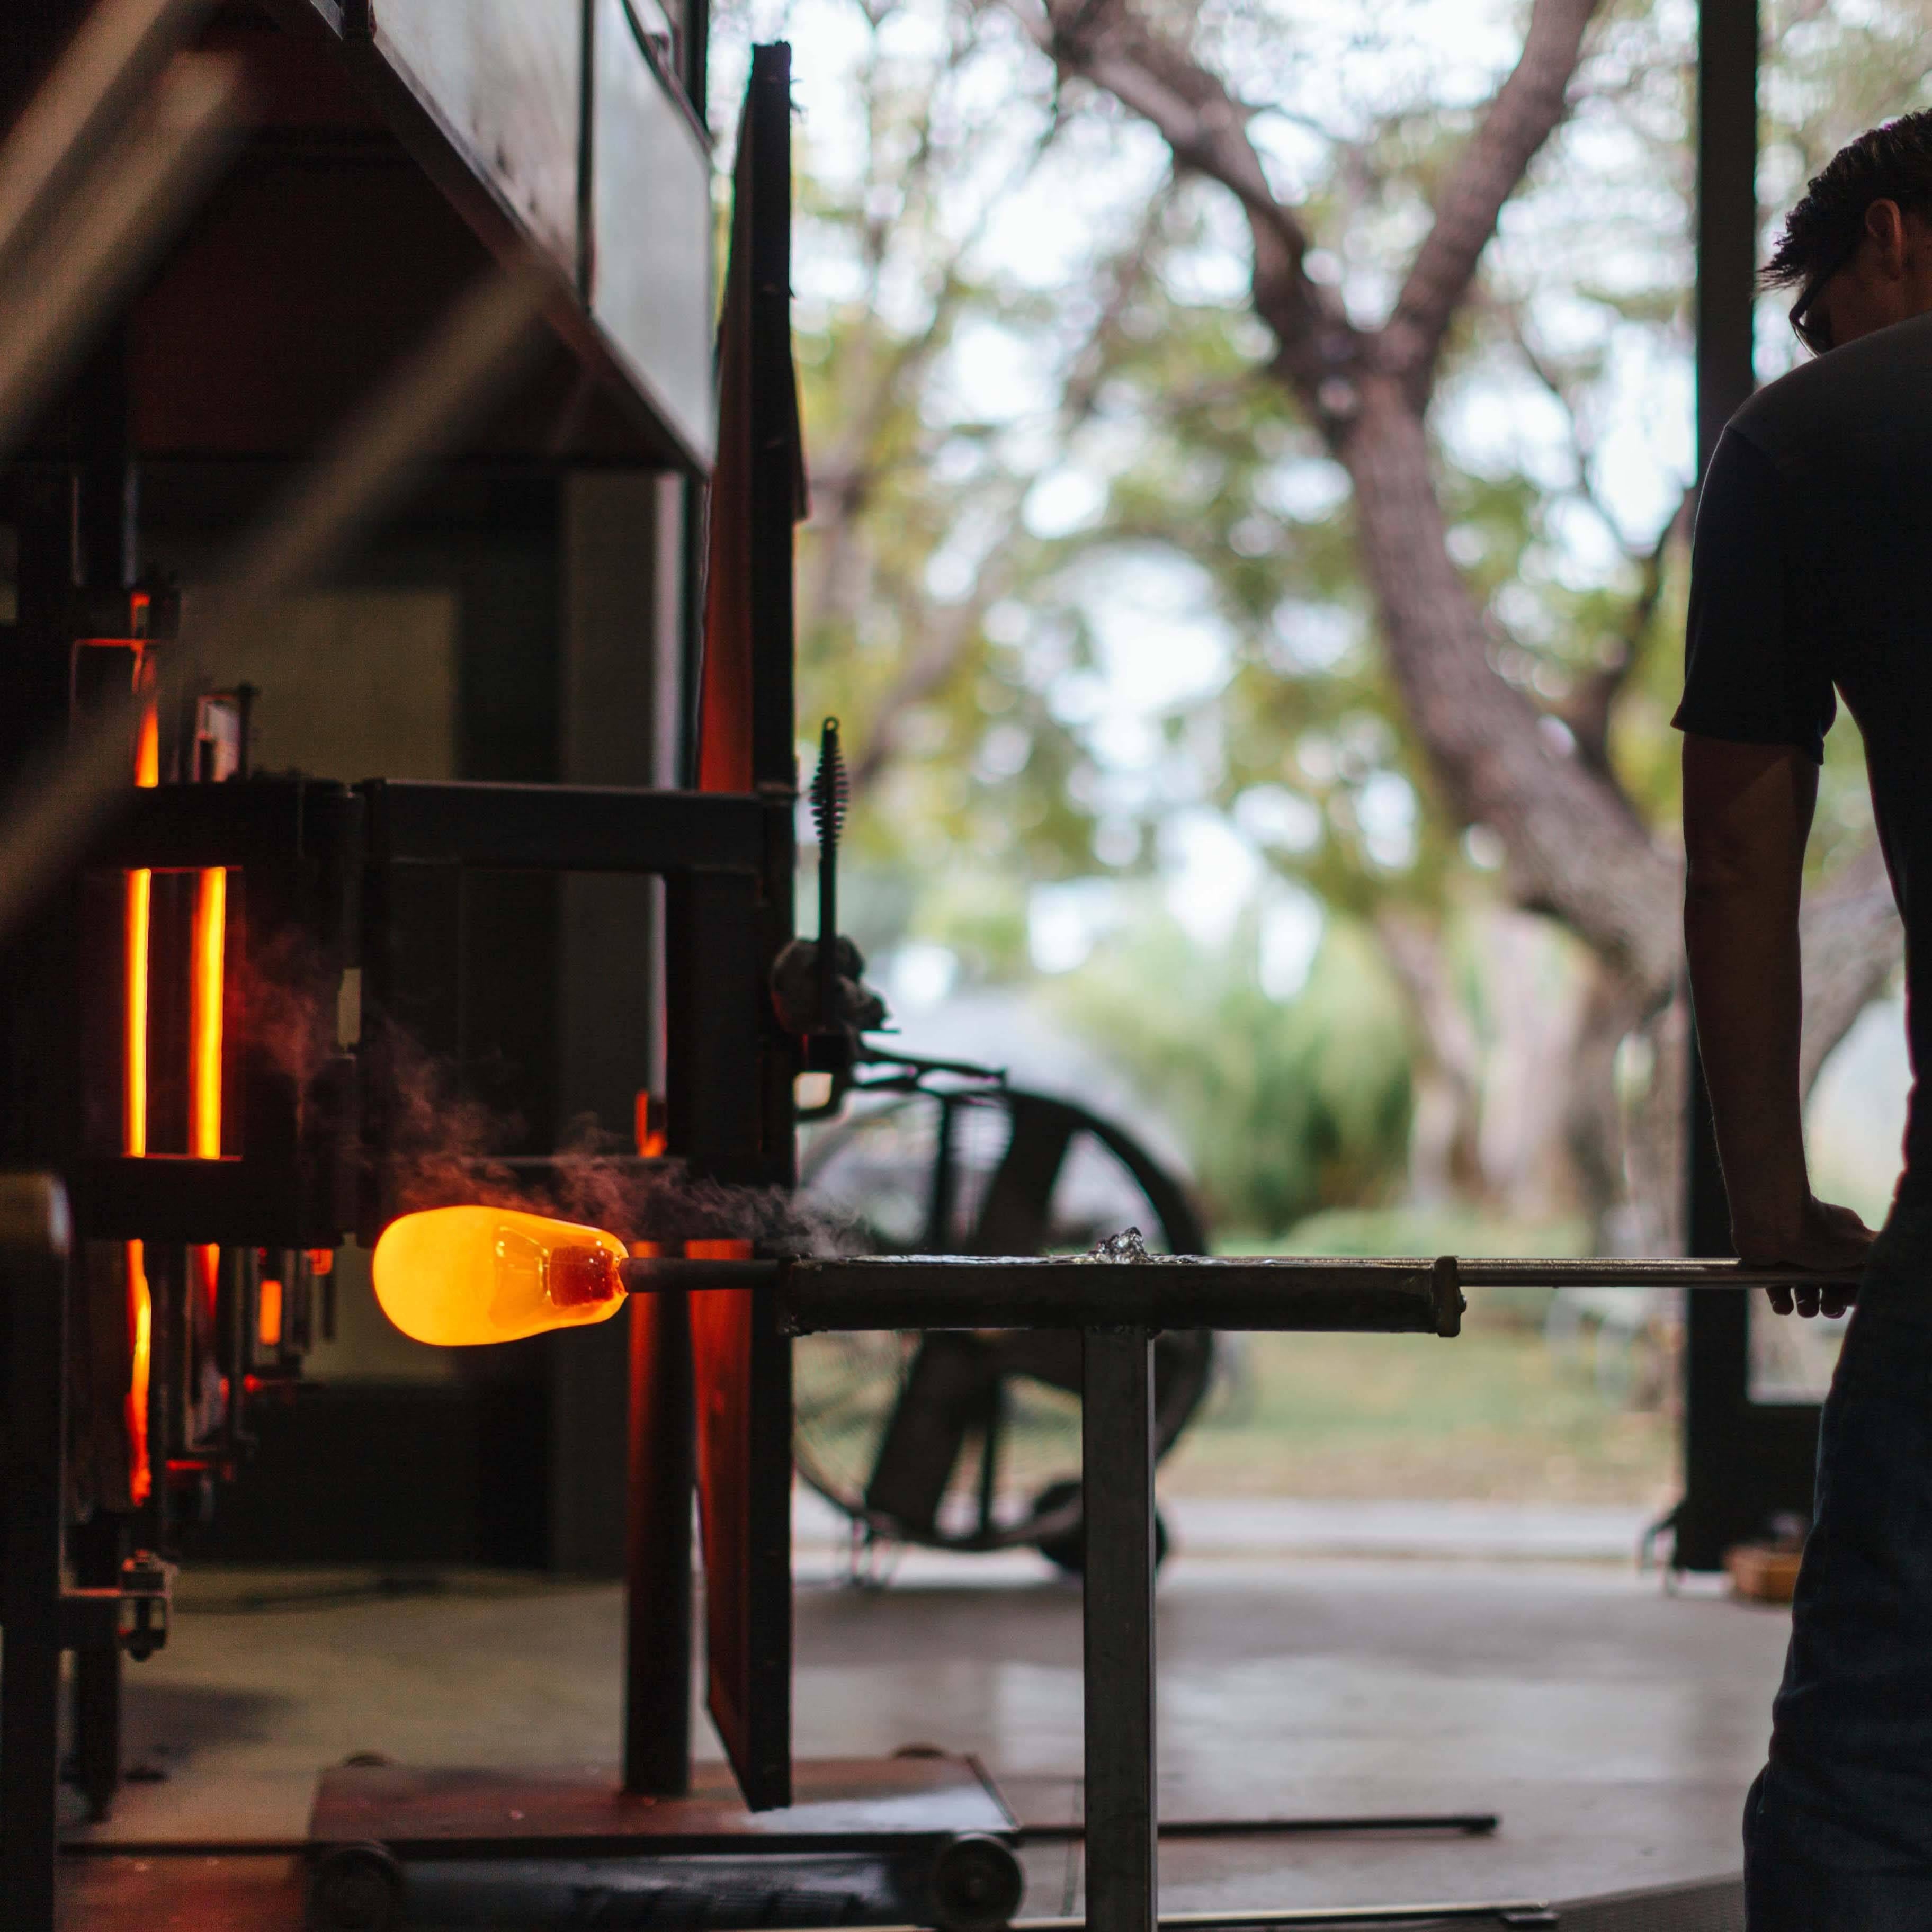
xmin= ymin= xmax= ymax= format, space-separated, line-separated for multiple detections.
xmin=1002 ymin=1907 xmax=1553 ymax=1929
xmin=1018 ymin=1812 xmax=1499 ymax=1842
xmin=781 ymin=1256 xmax=1457 ymax=1335
xmin=620 ymin=1252 xmax=1861 ymax=1335
xmin=624 ymin=1256 xmax=784 ymax=1291
xmin=69 ymin=1513 xmax=126 ymax=1821
xmin=1083 ymin=1325 xmax=1158 ymax=1932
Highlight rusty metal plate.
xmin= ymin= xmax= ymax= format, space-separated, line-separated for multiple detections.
xmin=690 ymin=1280 xmax=794 ymax=1812
xmin=58 ymin=1853 xmax=304 ymax=1931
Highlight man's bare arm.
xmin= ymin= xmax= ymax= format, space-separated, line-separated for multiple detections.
xmin=1681 ymin=733 xmax=1871 ymax=1312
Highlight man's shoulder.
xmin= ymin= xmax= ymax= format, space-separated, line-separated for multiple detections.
xmin=1734 ymin=312 xmax=1932 ymax=464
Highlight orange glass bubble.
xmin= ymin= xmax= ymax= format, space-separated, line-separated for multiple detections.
xmin=371 ymin=1206 xmax=629 ymax=1346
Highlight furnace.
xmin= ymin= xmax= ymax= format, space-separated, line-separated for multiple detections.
xmin=0 ymin=10 xmax=1030 ymax=1927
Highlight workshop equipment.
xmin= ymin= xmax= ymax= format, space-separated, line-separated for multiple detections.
xmin=799 ymin=1085 xmax=1216 ymax=1570
xmin=0 ymin=15 xmax=1037 ymax=1929
xmin=0 ymin=5 xmax=1844 ymax=1931
xmin=364 ymin=1206 xmax=1854 ymax=1932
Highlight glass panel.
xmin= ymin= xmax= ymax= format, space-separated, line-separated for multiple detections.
xmin=373 ymin=0 xmax=582 ymax=274
xmin=592 ymin=0 xmax=716 ymax=464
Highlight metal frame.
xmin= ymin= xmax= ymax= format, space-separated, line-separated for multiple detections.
xmin=0 ymin=1173 xmax=169 ymax=1927
xmin=683 ymin=36 xmax=802 ymax=1812
xmin=0 ymin=1177 xmax=75 ymax=1931
xmin=355 ymin=768 xmax=792 ymax=1805
xmin=616 ymin=1249 xmax=1846 ymax=1932
xmin=66 ymin=774 xmax=363 ymax=1247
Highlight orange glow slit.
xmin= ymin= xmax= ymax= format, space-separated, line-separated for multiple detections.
xmin=191 ymin=866 xmax=226 ymax=1159
xmin=123 ymin=867 xmax=150 ymax=1156
xmin=190 ymin=864 xmax=227 ymax=1338
xmin=194 ymin=1243 xmax=220 ymax=1322
xmin=124 ymin=1241 xmax=151 ymax=1505
xmin=123 ymin=686 xmax=158 ymax=1506
xmin=257 ymin=1277 xmax=283 ymax=1349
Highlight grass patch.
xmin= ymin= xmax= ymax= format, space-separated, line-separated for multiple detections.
xmin=1162 ymin=1326 xmax=1675 ymax=1509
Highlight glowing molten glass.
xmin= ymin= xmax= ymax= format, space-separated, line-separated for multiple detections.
xmin=372 ymin=1207 xmax=629 ymax=1346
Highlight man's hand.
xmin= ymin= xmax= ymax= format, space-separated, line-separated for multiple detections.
xmin=1682 ymin=735 xmax=1867 ymax=1319
xmin=1734 ymin=1194 xmax=1873 ymax=1318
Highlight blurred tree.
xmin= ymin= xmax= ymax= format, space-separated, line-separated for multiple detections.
xmin=715 ymin=0 xmax=1923 ymax=1244
xmin=1045 ymin=912 xmax=1414 ymax=1231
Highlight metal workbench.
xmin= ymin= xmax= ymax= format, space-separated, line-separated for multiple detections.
xmin=621 ymin=1247 xmax=1856 ymax=1932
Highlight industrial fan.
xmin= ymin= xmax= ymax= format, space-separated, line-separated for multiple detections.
xmin=796 ymin=1086 xmax=1214 ymax=1571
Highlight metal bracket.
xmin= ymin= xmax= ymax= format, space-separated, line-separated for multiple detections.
xmin=49 ymin=1553 xmax=171 ymax=1658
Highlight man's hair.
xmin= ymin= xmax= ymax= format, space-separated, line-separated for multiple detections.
xmin=1764 ymin=110 xmax=1932 ymax=296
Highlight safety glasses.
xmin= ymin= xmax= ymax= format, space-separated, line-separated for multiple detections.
xmin=1787 ymin=233 xmax=1863 ymax=355
xmin=1789 ymin=280 xmax=1836 ymax=355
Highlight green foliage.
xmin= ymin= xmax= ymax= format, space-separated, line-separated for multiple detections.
xmin=1044 ymin=915 xmax=1412 ymax=1235
xmin=908 ymin=867 xmax=1031 ymax=981
xmin=708 ymin=0 xmax=1932 ymax=1231
xmin=1162 ymin=1326 xmax=1675 ymax=1504
xmin=730 ymin=0 xmax=1932 ymax=917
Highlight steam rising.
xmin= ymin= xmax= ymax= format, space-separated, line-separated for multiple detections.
xmin=247 ymin=945 xmax=858 ymax=1256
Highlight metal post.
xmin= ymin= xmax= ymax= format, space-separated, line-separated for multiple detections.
xmin=623 ymin=1283 xmax=694 ymax=1795
xmin=1687 ymin=0 xmax=1759 ymax=1264
xmin=1679 ymin=0 xmax=1774 ymax=1571
xmin=1 ymin=1174 xmax=74 ymax=1932
xmin=1081 ymin=1325 xmax=1157 ymax=1932
xmin=1695 ymin=0 xmax=1759 ymax=470
xmin=70 ymin=1510 xmax=126 ymax=1819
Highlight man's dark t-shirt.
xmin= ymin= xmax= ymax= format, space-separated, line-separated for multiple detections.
xmin=1675 ymin=310 xmax=1932 ymax=1196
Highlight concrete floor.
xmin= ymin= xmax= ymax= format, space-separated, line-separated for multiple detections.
xmin=59 ymin=1545 xmax=1793 ymax=1923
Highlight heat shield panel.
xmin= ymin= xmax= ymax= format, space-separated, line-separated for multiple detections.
xmin=691 ymin=1282 xmax=793 ymax=1810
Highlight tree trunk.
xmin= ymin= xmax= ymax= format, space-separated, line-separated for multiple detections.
xmin=1376 ymin=907 xmax=1484 ymax=1206
xmin=1564 ymin=962 xmax=1640 ymax=1251
xmin=1336 ymin=375 xmax=1683 ymax=1004
xmin=1014 ymin=0 xmax=1909 ymax=1249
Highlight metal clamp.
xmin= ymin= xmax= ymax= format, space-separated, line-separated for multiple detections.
xmin=50 ymin=1553 xmax=171 ymax=1659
